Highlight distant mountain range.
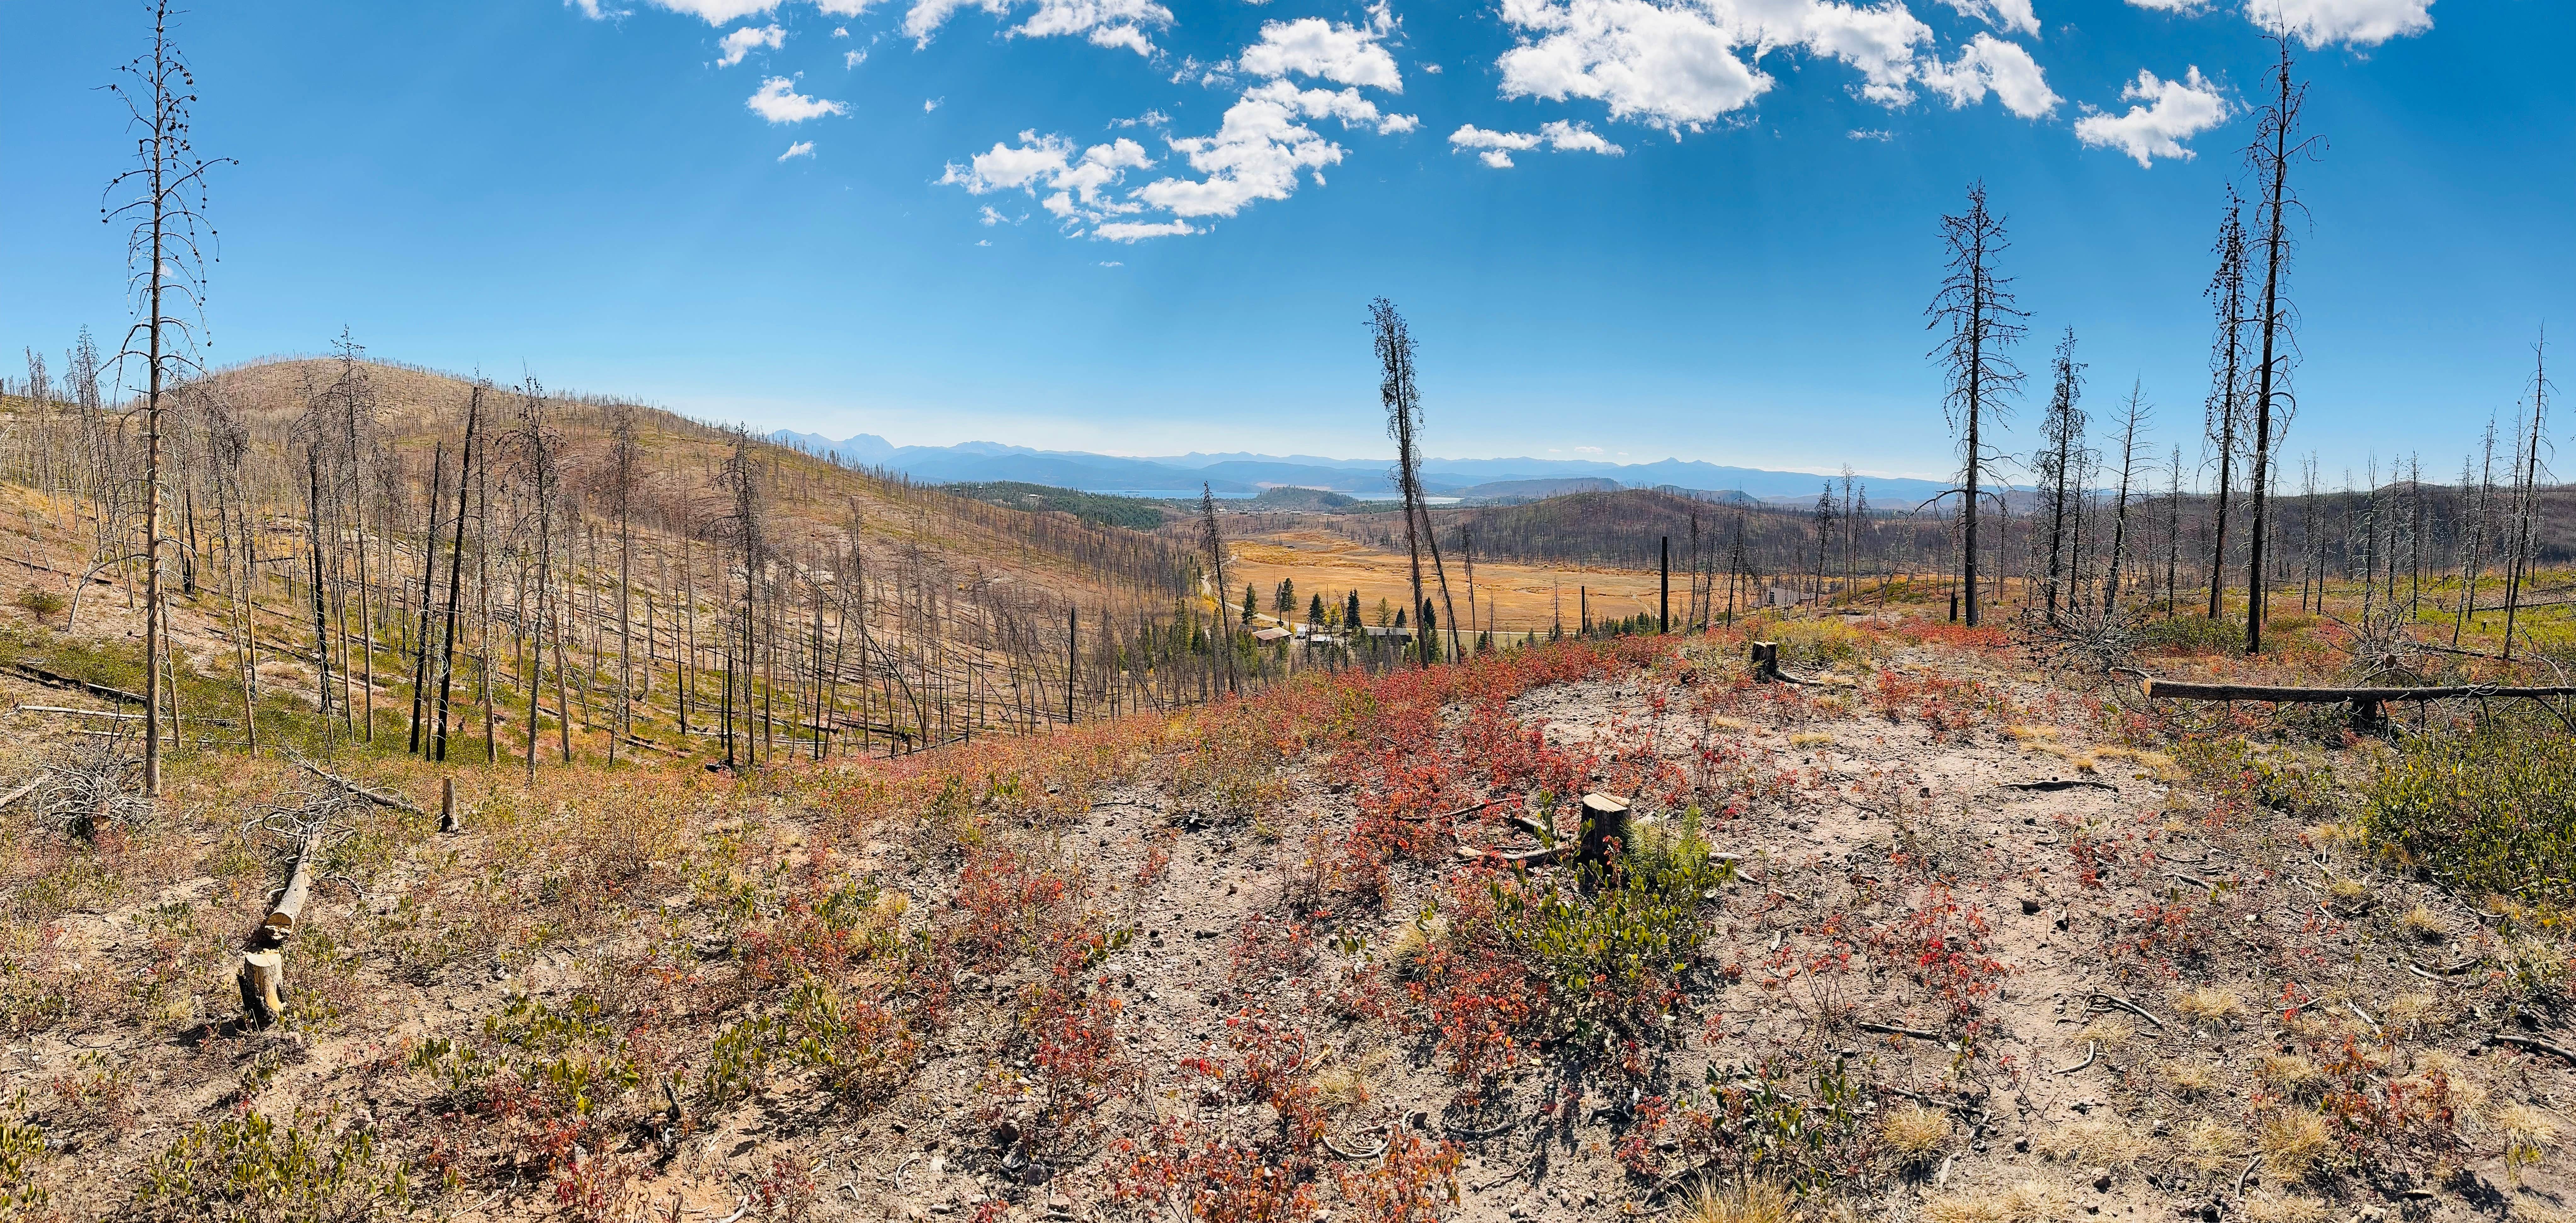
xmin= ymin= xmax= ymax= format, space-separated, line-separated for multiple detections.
xmin=769 ymin=431 xmax=1953 ymax=506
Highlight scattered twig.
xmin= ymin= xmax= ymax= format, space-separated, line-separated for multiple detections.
xmin=1856 ymin=1021 xmax=1941 ymax=1041
xmin=283 ymin=752 xmax=427 ymax=816
xmin=2000 ymin=778 xmax=2119 ymax=793
xmin=0 ymin=779 xmax=36 ymax=811
xmin=2346 ymin=1000 xmax=2380 ymax=1035
xmin=2488 ymin=1034 xmax=2576 ymax=1064
xmin=2235 ymin=1152 xmax=2263 ymax=1200
xmin=2168 ymin=872 xmax=2215 ymax=891
xmin=2052 ymin=1040 xmax=2098 ymax=1075
xmin=2412 ymin=956 xmax=2483 ymax=975
xmin=1322 ymin=1132 xmax=1388 ymax=1160
xmin=2088 ymin=992 xmax=2166 ymax=1031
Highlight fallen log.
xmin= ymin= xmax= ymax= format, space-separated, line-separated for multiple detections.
xmin=239 ymin=828 xmax=320 ymax=1027
xmin=2142 ymin=678 xmax=2576 ymax=703
xmin=284 ymin=753 xmax=428 ymax=817
xmin=7 ymin=663 xmax=143 ymax=705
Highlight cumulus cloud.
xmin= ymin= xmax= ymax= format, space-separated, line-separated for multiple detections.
xmin=1238 ymin=17 xmax=1405 ymax=91
xmin=717 ymin=24 xmax=786 ymax=65
xmin=939 ymin=17 xmax=1416 ymax=240
xmin=2074 ymin=65 xmax=2227 ymax=166
xmin=903 ymin=0 xmax=1173 ymax=54
xmin=1492 ymin=0 xmax=1996 ymax=130
xmin=640 ymin=0 xmax=786 ymax=20
xmin=1449 ymin=120 xmax=1622 ymax=167
xmin=2121 ymin=0 xmax=2431 ymax=46
xmin=1940 ymin=0 xmax=2039 ymax=35
xmin=2264 ymin=0 xmax=2431 ymax=46
xmin=1920 ymin=32 xmax=2059 ymax=117
xmin=747 ymin=76 xmax=848 ymax=122
xmin=1096 ymin=220 xmax=1194 ymax=241
xmin=779 ymin=140 xmax=817 ymax=160
xmin=939 ymin=132 xmax=1161 ymax=231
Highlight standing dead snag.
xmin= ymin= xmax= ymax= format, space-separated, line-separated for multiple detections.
xmin=2243 ymin=31 xmax=2321 ymax=654
xmin=1926 ymin=182 xmax=2028 ymax=629
xmin=105 ymin=0 xmax=230 ymax=798
xmin=2203 ymin=192 xmax=2250 ymax=619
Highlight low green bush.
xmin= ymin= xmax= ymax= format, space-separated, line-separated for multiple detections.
xmin=2367 ymin=723 xmax=2576 ymax=906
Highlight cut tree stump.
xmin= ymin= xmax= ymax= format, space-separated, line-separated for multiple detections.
xmin=1577 ymin=792 xmax=1631 ymax=865
xmin=239 ymin=829 xmax=320 ymax=1027
xmin=1750 ymin=642 xmax=1783 ymax=683
xmin=438 ymin=777 xmax=459 ymax=833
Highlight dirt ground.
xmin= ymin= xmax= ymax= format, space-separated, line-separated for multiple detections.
xmin=6 ymin=615 xmax=2572 ymax=1223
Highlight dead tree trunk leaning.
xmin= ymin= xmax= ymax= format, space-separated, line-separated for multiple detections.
xmin=239 ymin=827 xmax=319 ymax=1027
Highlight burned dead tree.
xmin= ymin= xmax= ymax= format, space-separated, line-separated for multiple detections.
xmin=1926 ymin=181 xmax=2028 ymax=629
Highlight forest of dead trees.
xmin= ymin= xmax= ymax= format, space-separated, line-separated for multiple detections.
xmin=0 ymin=339 xmax=1422 ymax=773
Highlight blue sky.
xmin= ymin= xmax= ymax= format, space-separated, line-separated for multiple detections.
xmin=1 ymin=0 xmax=2567 ymax=484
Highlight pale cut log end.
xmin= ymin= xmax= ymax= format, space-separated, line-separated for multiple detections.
xmin=240 ymin=949 xmax=285 ymax=1027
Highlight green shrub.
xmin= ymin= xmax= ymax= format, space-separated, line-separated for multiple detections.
xmin=1491 ymin=807 xmax=1731 ymax=1042
xmin=0 ymin=1118 xmax=49 ymax=1217
xmin=2135 ymin=615 xmax=2242 ymax=656
xmin=2367 ymin=725 xmax=2576 ymax=905
xmin=136 ymin=1110 xmax=408 ymax=1223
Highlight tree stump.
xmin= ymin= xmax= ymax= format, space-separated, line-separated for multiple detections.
xmin=1750 ymin=641 xmax=1782 ymax=683
xmin=438 ymin=777 xmax=459 ymax=833
xmin=238 ymin=830 xmax=318 ymax=1028
xmin=1577 ymin=792 xmax=1630 ymax=865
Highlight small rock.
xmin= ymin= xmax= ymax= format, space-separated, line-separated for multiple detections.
xmin=2022 ymin=898 xmax=2043 ymax=915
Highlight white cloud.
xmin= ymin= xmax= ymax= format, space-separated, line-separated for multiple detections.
xmin=940 ymin=132 xmax=1161 ymax=233
xmin=939 ymin=18 xmax=1417 ymax=239
xmin=1920 ymin=32 xmax=2058 ymax=117
xmin=903 ymin=0 xmax=1173 ymax=54
xmin=747 ymin=76 xmax=848 ymax=122
xmin=2261 ymin=0 xmax=2431 ymax=46
xmin=925 ymin=97 xmax=942 ymax=111
xmin=1941 ymin=0 xmax=2039 ymax=36
xmin=642 ymin=0 xmax=785 ymax=20
xmin=2123 ymin=0 xmax=2430 ymax=46
xmin=846 ymin=49 xmax=868 ymax=66
xmin=1095 ymin=219 xmax=1192 ymax=240
xmin=2074 ymin=65 xmax=2227 ymax=166
xmin=717 ymin=24 xmax=785 ymax=66
xmin=1450 ymin=124 xmax=1542 ymax=166
xmin=815 ymin=0 xmax=877 ymax=11
xmin=1098 ymin=260 xmax=1125 ymax=267
xmin=1494 ymin=0 xmax=1964 ymax=130
xmin=1849 ymin=127 xmax=1893 ymax=139
xmin=1238 ymin=17 xmax=1405 ymax=91
xmin=779 ymin=139 xmax=817 ymax=160
xmin=1422 ymin=62 xmax=1443 ymax=74
xmin=1448 ymin=121 xmax=1623 ymax=167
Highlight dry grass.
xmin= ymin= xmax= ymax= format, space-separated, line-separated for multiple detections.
xmin=1921 ymin=1181 xmax=2059 ymax=1223
xmin=2326 ymin=877 xmax=2374 ymax=908
xmin=2034 ymin=1117 xmax=2147 ymax=1168
xmin=2163 ymin=1059 xmax=2221 ymax=1097
xmin=2256 ymin=1111 xmax=2333 ymax=1179
xmin=1683 ymin=1179 xmax=1801 ymax=1223
xmin=1881 ymin=1105 xmax=1951 ymax=1164
xmin=2303 ymin=822 xmax=2365 ymax=850
xmin=2075 ymin=1015 xmax=2135 ymax=1047
xmin=1790 ymin=732 xmax=1836 ymax=749
xmin=2258 ymin=1054 xmax=2321 ymax=1092
xmin=2172 ymin=986 xmax=2244 ymax=1023
xmin=2182 ymin=1120 xmax=2249 ymax=1174
xmin=2497 ymin=1103 xmax=2559 ymax=1171
xmin=2398 ymin=904 xmax=2448 ymax=941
